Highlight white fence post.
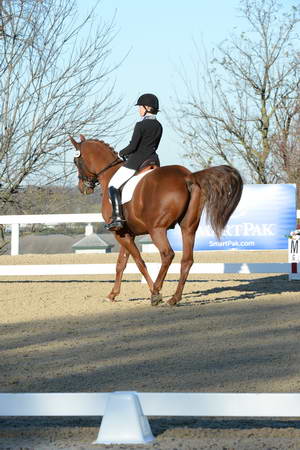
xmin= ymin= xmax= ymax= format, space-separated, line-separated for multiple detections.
xmin=11 ymin=223 xmax=20 ymax=256
xmin=0 ymin=214 xmax=103 ymax=256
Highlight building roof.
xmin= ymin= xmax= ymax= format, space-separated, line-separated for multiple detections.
xmin=72 ymin=233 xmax=112 ymax=250
xmin=5 ymin=232 xmax=148 ymax=255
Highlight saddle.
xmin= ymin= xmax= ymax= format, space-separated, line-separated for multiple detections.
xmin=137 ymin=154 xmax=160 ymax=174
xmin=119 ymin=155 xmax=160 ymax=205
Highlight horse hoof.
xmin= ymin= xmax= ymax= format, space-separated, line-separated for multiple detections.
xmin=166 ymin=297 xmax=179 ymax=307
xmin=104 ymin=297 xmax=116 ymax=303
xmin=151 ymin=293 xmax=163 ymax=306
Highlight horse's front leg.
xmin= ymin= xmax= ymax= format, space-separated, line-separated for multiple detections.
xmin=106 ymin=245 xmax=129 ymax=302
xmin=114 ymin=233 xmax=154 ymax=297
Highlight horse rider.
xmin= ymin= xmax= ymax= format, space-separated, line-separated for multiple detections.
xmin=105 ymin=93 xmax=163 ymax=231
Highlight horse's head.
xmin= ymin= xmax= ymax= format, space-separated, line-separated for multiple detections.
xmin=70 ymin=134 xmax=121 ymax=195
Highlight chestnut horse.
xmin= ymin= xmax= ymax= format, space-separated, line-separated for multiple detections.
xmin=70 ymin=135 xmax=243 ymax=306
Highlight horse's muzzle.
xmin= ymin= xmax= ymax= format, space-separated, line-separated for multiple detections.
xmin=78 ymin=179 xmax=95 ymax=195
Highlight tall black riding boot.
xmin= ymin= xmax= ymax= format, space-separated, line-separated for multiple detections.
xmin=105 ymin=186 xmax=126 ymax=231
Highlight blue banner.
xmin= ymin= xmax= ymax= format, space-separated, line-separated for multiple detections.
xmin=167 ymin=184 xmax=297 ymax=251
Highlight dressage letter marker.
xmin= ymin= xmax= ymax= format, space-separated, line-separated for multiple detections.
xmin=288 ymin=238 xmax=300 ymax=280
xmin=289 ymin=238 xmax=299 ymax=263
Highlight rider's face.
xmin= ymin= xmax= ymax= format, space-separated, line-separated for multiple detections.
xmin=139 ymin=105 xmax=147 ymax=116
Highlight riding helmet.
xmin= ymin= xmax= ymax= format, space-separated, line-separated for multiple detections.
xmin=135 ymin=93 xmax=159 ymax=111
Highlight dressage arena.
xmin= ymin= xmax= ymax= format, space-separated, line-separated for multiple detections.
xmin=1 ymin=249 xmax=300 ymax=449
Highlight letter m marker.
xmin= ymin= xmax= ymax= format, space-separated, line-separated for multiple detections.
xmin=289 ymin=239 xmax=299 ymax=263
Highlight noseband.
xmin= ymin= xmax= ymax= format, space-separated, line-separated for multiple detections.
xmin=74 ymin=153 xmax=122 ymax=190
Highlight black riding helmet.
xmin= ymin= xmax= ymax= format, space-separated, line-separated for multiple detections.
xmin=135 ymin=93 xmax=159 ymax=112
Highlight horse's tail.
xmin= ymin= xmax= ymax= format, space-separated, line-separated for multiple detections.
xmin=186 ymin=165 xmax=243 ymax=239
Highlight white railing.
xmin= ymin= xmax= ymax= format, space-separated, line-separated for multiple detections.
xmin=0 ymin=261 xmax=295 ymax=276
xmin=0 ymin=213 xmax=103 ymax=255
xmin=1 ymin=211 xmax=300 ymax=256
xmin=0 ymin=212 xmax=299 ymax=280
xmin=1 ymin=391 xmax=300 ymax=444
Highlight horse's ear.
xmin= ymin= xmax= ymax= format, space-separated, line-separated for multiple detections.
xmin=79 ymin=134 xmax=86 ymax=142
xmin=69 ymin=136 xmax=80 ymax=149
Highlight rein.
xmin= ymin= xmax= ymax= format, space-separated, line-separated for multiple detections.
xmin=75 ymin=155 xmax=123 ymax=188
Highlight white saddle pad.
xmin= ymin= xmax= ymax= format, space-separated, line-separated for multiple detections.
xmin=121 ymin=169 xmax=155 ymax=204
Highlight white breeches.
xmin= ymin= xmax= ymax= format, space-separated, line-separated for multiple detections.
xmin=108 ymin=166 xmax=135 ymax=189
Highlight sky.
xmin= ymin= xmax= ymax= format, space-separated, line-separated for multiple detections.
xmin=75 ymin=0 xmax=295 ymax=169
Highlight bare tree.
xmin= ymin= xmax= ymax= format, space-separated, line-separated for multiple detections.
xmin=0 ymin=0 xmax=125 ymax=212
xmin=3 ymin=184 xmax=101 ymax=216
xmin=271 ymin=114 xmax=299 ymax=177
xmin=172 ymin=0 xmax=300 ymax=184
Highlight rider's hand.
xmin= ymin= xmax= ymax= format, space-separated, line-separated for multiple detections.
xmin=119 ymin=151 xmax=127 ymax=161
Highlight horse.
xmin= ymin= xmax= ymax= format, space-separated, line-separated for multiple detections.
xmin=70 ymin=134 xmax=243 ymax=306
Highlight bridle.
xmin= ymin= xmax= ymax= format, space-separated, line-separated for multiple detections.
xmin=74 ymin=153 xmax=123 ymax=190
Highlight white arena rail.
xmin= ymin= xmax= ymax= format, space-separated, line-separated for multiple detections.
xmin=1 ymin=391 xmax=300 ymax=444
xmin=1 ymin=211 xmax=299 ymax=256
xmin=0 ymin=213 xmax=299 ymax=280
xmin=0 ymin=213 xmax=103 ymax=255
xmin=0 ymin=261 xmax=296 ymax=276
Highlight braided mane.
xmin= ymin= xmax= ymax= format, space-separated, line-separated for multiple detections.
xmin=91 ymin=138 xmax=115 ymax=152
xmin=80 ymin=134 xmax=118 ymax=156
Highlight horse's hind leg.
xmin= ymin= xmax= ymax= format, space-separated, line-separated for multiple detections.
xmin=106 ymin=245 xmax=130 ymax=302
xmin=149 ymin=228 xmax=175 ymax=305
xmin=167 ymin=184 xmax=204 ymax=306
xmin=167 ymin=227 xmax=196 ymax=306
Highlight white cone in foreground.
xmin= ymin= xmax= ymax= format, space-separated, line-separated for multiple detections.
xmin=94 ymin=391 xmax=154 ymax=445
